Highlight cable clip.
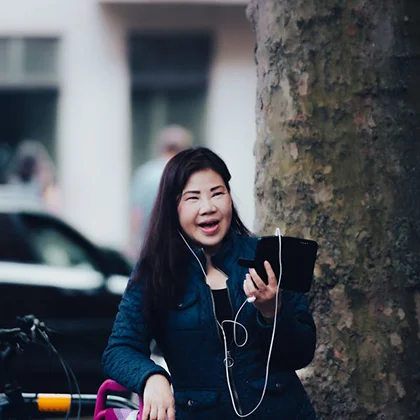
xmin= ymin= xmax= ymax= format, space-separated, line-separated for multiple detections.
xmin=224 ymin=354 xmax=235 ymax=368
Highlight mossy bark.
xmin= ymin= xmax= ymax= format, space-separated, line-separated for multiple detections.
xmin=247 ymin=0 xmax=420 ymax=418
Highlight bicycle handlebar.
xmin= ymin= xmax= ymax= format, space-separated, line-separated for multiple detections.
xmin=0 ymin=315 xmax=76 ymax=420
xmin=0 ymin=315 xmax=49 ymax=349
xmin=1 ymin=316 xmax=140 ymax=419
xmin=0 ymin=328 xmax=26 ymax=341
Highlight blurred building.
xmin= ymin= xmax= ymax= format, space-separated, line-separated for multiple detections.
xmin=0 ymin=0 xmax=256 ymax=250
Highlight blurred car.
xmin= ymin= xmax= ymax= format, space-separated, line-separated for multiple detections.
xmin=0 ymin=187 xmax=132 ymax=393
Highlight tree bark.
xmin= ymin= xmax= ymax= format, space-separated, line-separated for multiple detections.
xmin=247 ymin=0 xmax=420 ymax=418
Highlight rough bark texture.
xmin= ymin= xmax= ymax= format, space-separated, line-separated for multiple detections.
xmin=247 ymin=0 xmax=420 ymax=418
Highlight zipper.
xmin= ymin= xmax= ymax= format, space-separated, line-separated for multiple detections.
xmin=225 ymin=285 xmax=235 ymax=346
xmin=226 ymin=350 xmax=243 ymax=415
xmin=202 ymin=255 xmax=244 ymax=414
xmin=208 ymin=276 xmax=243 ymax=415
xmin=208 ymin=284 xmax=223 ymax=343
xmin=226 ymin=286 xmax=243 ymax=415
xmin=209 ymin=288 xmax=243 ymax=414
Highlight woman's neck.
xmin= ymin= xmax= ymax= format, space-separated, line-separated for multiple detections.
xmin=205 ymin=254 xmax=228 ymax=290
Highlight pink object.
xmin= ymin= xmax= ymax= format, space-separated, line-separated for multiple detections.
xmin=94 ymin=379 xmax=143 ymax=420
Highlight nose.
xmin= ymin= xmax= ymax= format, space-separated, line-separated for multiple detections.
xmin=199 ymin=197 xmax=216 ymax=214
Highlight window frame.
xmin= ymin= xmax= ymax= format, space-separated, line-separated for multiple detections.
xmin=0 ymin=36 xmax=60 ymax=89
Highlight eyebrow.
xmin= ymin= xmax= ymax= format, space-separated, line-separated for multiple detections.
xmin=182 ymin=185 xmax=225 ymax=196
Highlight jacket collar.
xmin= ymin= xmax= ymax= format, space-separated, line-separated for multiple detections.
xmin=188 ymin=229 xmax=243 ymax=277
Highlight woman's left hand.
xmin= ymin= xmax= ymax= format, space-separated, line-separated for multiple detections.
xmin=243 ymin=260 xmax=282 ymax=322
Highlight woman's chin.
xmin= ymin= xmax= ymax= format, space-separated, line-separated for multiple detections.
xmin=200 ymin=239 xmax=223 ymax=255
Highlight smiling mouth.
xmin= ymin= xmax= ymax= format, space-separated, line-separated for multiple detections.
xmin=198 ymin=221 xmax=220 ymax=235
xmin=198 ymin=221 xmax=219 ymax=228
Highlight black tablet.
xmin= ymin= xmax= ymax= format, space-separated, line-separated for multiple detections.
xmin=238 ymin=236 xmax=318 ymax=293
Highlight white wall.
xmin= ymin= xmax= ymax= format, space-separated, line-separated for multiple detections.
xmin=58 ymin=3 xmax=131 ymax=249
xmin=0 ymin=0 xmax=256 ymax=249
xmin=206 ymin=12 xmax=256 ymax=230
xmin=0 ymin=0 xmax=131 ymax=248
xmin=111 ymin=3 xmax=257 ymax=230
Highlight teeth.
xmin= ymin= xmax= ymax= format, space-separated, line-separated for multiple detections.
xmin=201 ymin=222 xmax=217 ymax=227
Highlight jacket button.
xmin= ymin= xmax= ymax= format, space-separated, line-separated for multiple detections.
xmin=187 ymin=399 xmax=194 ymax=407
xmin=178 ymin=303 xmax=183 ymax=308
xmin=275 ymin=383 xmax=282 ymax=389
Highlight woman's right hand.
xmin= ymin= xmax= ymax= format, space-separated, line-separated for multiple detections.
xmin=142 ymin=374 xmax=175 ymax=420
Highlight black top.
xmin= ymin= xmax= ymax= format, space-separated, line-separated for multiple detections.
xmin=211 ymin=288 xmax=233 ymax=344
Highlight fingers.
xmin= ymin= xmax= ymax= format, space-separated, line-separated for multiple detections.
xmin=243 ymin=262 xmax=279 ymax=303
xmin=248 ymin=267 xmax=267 ymax=291
xmin=142 ymin=404 xmax=150 ymax=420
xmin=158 ymin=406 xmax=167 ymax=420
xmin=166 ymin=406 xmax=176 ymax=420
xmin=247 ymin=262 xmax=277 ymax=290
xmin=142 ymin=374 xmax=174 ymax=420
xmin=263 ymin=260 xmax=278 ymax=287
xmin=149 ymin=406 xmax=158 ymax=420
xmin=142 ymin=402 xmax=175 ymax=420
xmin=141 ymin=404 xmax=175 ymax=420
xmin=243 ymin=261 xmax=281 ymax=321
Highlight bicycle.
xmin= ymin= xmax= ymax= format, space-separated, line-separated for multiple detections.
xmin=0 ymin=315 xmax=142 ymax=419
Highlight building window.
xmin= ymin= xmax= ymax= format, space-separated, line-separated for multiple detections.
xmin=23 ymin=38 xmax=59 ymax=77
xmin=0 ymin=37 xmax=59 ymax=86
xmin=0 ymin=39 xmax=8 ymax=75
xmin=129 ymin=33 xmax=212 ymax=169
xmin=0 ymin=37 xmax=60 ymax=182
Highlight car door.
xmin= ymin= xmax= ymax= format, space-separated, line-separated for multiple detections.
xmin=0 ymin=211 xmax=122 ymax=392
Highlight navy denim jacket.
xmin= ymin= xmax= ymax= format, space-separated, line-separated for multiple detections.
xmin=103 ymin=231 xmax=317 ymax=419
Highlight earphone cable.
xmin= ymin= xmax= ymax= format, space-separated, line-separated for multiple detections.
xmin=178 ymin=228 xmax=283 ymax=417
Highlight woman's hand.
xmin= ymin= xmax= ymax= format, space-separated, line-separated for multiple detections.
xmin=243 ymin=261 xmax=282 ymax=322
xmin=142 ymin=374 xmax=175 ymax=420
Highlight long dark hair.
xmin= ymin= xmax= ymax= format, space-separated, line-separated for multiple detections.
xmin=134 ymin=147 xmax=251 ymax=327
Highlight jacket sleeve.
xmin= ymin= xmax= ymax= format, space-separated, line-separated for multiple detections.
xmin=102 ymin=273 xmax=171 ymax=395
xmin=255 ymin=290 xmax=316 ymax=370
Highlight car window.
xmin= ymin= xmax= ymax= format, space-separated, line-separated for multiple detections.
xmin=19 ymin=213 xmax=101 ymax=271
xmin=0 ymin=213 xmax=38 ymax=263
xmin=100 ymin=247 xmax=132 ymax=276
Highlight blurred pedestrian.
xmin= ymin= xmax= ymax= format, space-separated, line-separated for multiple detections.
xmin=7 ymin=140 xmax=61 ymax=212
xmin=127 ymin=125 xmax=193 ymax=261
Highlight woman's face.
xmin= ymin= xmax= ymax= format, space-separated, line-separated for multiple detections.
xmin=177 ymin=169 xmax=232 ymax=255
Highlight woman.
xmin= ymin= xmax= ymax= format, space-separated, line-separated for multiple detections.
xmin=103 ymin=147 xmax=317 ymax=419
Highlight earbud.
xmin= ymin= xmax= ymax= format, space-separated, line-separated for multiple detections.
xmin=247 ymin=296 xmax=256 ymax=303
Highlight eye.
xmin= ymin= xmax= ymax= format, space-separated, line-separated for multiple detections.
xmin=213 ymin=191 xmax=224 ymax=197
xmin=186 ymin=196 xmax=199 ymax=201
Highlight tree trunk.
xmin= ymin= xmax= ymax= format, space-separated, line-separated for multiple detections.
xmin=247 ymin=0 xmax=420 ymax=418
